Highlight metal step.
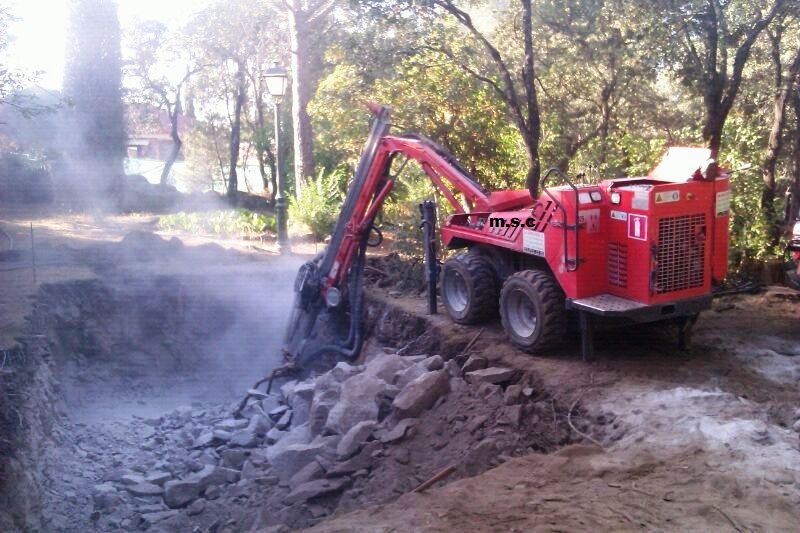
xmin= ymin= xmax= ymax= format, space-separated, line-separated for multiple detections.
xmin=567 ymin=294 xmax=647 ymax=314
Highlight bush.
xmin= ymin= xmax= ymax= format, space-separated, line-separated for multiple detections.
xmin=288 ymin=168 xmax=346 ymax=239
xmin=158 ymin=208 xmax=275 ymax=238
xmin=0 ymin=152 xmax=53 ymax=204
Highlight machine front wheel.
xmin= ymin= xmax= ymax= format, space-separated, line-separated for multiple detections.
xmin=499 ymin=269 xmax=566 ymax=352
xmin=441 ymin=251 xmax=499 ymax=324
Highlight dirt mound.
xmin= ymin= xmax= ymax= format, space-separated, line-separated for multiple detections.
xmin=365 ymin=253 xmax=426 ymax=294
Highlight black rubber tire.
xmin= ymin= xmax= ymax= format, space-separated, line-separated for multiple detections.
xmin=787 ymin=268 xmax=800 ymax=290
xmin=499 ymin=269 xmax=566 ymax=352
xmin=441 ymin=251 xmax=499 ymax=324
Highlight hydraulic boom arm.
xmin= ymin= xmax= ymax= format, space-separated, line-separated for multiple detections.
xmin=281 ymin=104 xmax=492 ymax=368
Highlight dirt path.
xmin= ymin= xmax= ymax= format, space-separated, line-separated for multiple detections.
xmin=308 ymin=288 xmax=800 ymax=531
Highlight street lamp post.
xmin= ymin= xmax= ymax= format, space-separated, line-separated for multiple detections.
xmin=264 ymin=63 xmax=290 ymax=253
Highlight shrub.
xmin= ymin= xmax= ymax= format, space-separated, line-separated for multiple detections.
xmin=158 ymin=208 xmax=275 ymax=238
xmin=288 ymin=168 xmax=346 ymax=239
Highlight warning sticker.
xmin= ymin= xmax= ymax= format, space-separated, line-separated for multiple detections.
xmin=578 ymin=208 xmax=600 ymax=233
xmin=655 ymin=190 xmax=680 ymax=203
xmin=522 ymin=229 xmax=545 ymax=257
xmin=628 ymin=214 xmax=648 ymax=241
xmin=632 ymin=190 xmax=649 ymax=210
xmin=715 ymin=190 xmax=731 ymax=216
xmin=610 ymin=210 xmax=627 ymax=221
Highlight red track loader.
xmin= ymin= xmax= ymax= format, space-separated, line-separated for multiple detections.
xmin=280 ymin=104 xmax=730 ymax=369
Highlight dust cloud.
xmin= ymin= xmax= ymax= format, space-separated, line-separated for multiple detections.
xmin=55 ymin=232 xmax=305 ymax=423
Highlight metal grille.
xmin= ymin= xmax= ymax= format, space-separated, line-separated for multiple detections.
xmin=608 ymin=242 xmax=627 ymax=287
xmin=655 ymin=214 xmax=706 ymax=294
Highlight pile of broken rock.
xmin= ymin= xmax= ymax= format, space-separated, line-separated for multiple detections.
xmin=93 ymin=350 xmax=526 ymax=530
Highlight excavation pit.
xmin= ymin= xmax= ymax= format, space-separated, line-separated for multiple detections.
xmin=1 ymin=259 xmax=594 ymax=532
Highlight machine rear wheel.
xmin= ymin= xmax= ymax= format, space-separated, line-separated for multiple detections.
xmin=441 ymin=250 xmax=498 ymax=324
xmin=500 ymin=269 xmax=566 ymax=352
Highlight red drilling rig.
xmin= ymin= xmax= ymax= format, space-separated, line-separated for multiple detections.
xmin=281 ymin=104 xmax=730 ymax=369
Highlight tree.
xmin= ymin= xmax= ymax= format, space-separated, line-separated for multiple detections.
xmin=790 ymin=84 xmax=800 ymax=221
xmin=282 ymin=0 xmax=337 ymax=194
xmin=761 ymin=17 xmax=800 ymax=228
xmin=425 ymin=0 xmax=544 ymax=194
xmin=534 ymin=0 xmax=655 ymax=175
xmin=188 ymin=0 xmax=287 ymax=200
xmin=0 ymin=7 xmax=50 ymax=118
xmin=663 ymin=0 xmax=786 ymax=158
xmin=126 ymin=21 xmax=202 ymax=186
xmin=63 ymin=0 xmax=126 ymax=198
xmin=227 ymin=59 xmax=246 ymax=198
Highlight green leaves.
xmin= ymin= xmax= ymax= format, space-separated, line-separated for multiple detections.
xmin=158 ymin=209 xmax=275 ymax=237
xmin=288 ymin=168 xmax=348 ymax=239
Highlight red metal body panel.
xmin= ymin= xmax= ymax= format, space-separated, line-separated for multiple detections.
xmin=442 ymin=174 xmax=729 ymax=302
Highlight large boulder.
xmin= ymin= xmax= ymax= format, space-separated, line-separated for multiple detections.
xmin=393 ymin=370 xmax=450 ymax=418
xmin=192 ymin=465 xmax=240 ymax=488
xmin=394 ymin=362 xmax=429 ymax=388
xmin=268 ymin=436 xmax=337 ymax=483
xmin=266 ymin=424 xmax=311 ymax=462
xmin=284 ymin=478 xmax=351 ymax=505
xmin=330 ymin=362 xmax=361 ymax=382
xmin=462 ymin=355 xmax=488 ymax=373
xmin=163 ymin=480 xmax=202 ymax=509
xmin=465 ymin=367 xmax=518 ymax=385
xmin=336 ymin=420 xmax=377 ymax=459
xmin=288 ymin=381 xmax=315 ymax=426
xmin=288 ymin=460 xmax=325 ymax=490
xmin=364 ymin=352 xmax=411 ymax=383
xmin=309 ymin=382 xmax=342 ymax=437
xmin=325 ymin=372 xmax=387 ymax=435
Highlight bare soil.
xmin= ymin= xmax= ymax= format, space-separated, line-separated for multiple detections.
xmin=308 ymin=287 xmax=800 ymax=531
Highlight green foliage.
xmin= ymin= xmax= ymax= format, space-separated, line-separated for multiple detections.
xmin=288 ymin=169 xmax=347 ymax=239
xmin=112 ymin=0 xmax=800 ymax=272
xmin=158 ymin=209 xmax=275 ymax=237
xmin=722 ymin=113 xmax=775 ymax=263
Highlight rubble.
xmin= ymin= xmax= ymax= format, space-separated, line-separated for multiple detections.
xmin=379 ymin=418 xmax=417 ymax=444
xmin=337 ymin=421 xmax=377 ymax=459
xmin=462 ymin=355 xmax=488 ymax=373
xmin=284 ymin=478 xmax=351 ymax=505
xmin=20 ymin=288 xmax=578 ymax=533
xmin=325 ymin=372 xmax=387 ymax=434
xmin=465 ymin=367 xmax=518 ymax=385
xmin=393 ymin=370 xmax=450 ymax=418
xmin=163 ymin=479 xmax=203 ymax=509
xmin=125 ymin=482 xmax=163 ymax=497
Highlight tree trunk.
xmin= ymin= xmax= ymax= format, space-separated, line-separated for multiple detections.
xmin=253 ymin=89 xmax=270 ymax=198
xmin=161 ymin=107 xmax=182 ymax=187
xmin=697 ymin=0 xmax=784 ymax=160
xmin=524 ymin=145 xmax=541 ymax=196
xmin=520 ymin=0 xmax=541 ymax=196
xmin=288 ymin=4 xmax=316 ymax=196
xmin=227 ymin=61 xmax=246 ymax=201
xmin=702 ymin=95 xmax=725 ymax=160
xmin=762 ymin=46 xmax=800 ymax=225
xmin=791 ymin=86 xmax=800 ymax=222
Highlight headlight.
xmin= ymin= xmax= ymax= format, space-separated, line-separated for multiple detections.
xmin=610 ymin=191 xmax=621 ymax=205
xmin=325 ymin=287 xmax=342 ymax=308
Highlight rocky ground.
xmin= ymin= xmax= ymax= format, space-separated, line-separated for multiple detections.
xmin=2 ymin=208 xmax=800 ymax=532
xmin=52 ymin=349 xmax=588 ymax=532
